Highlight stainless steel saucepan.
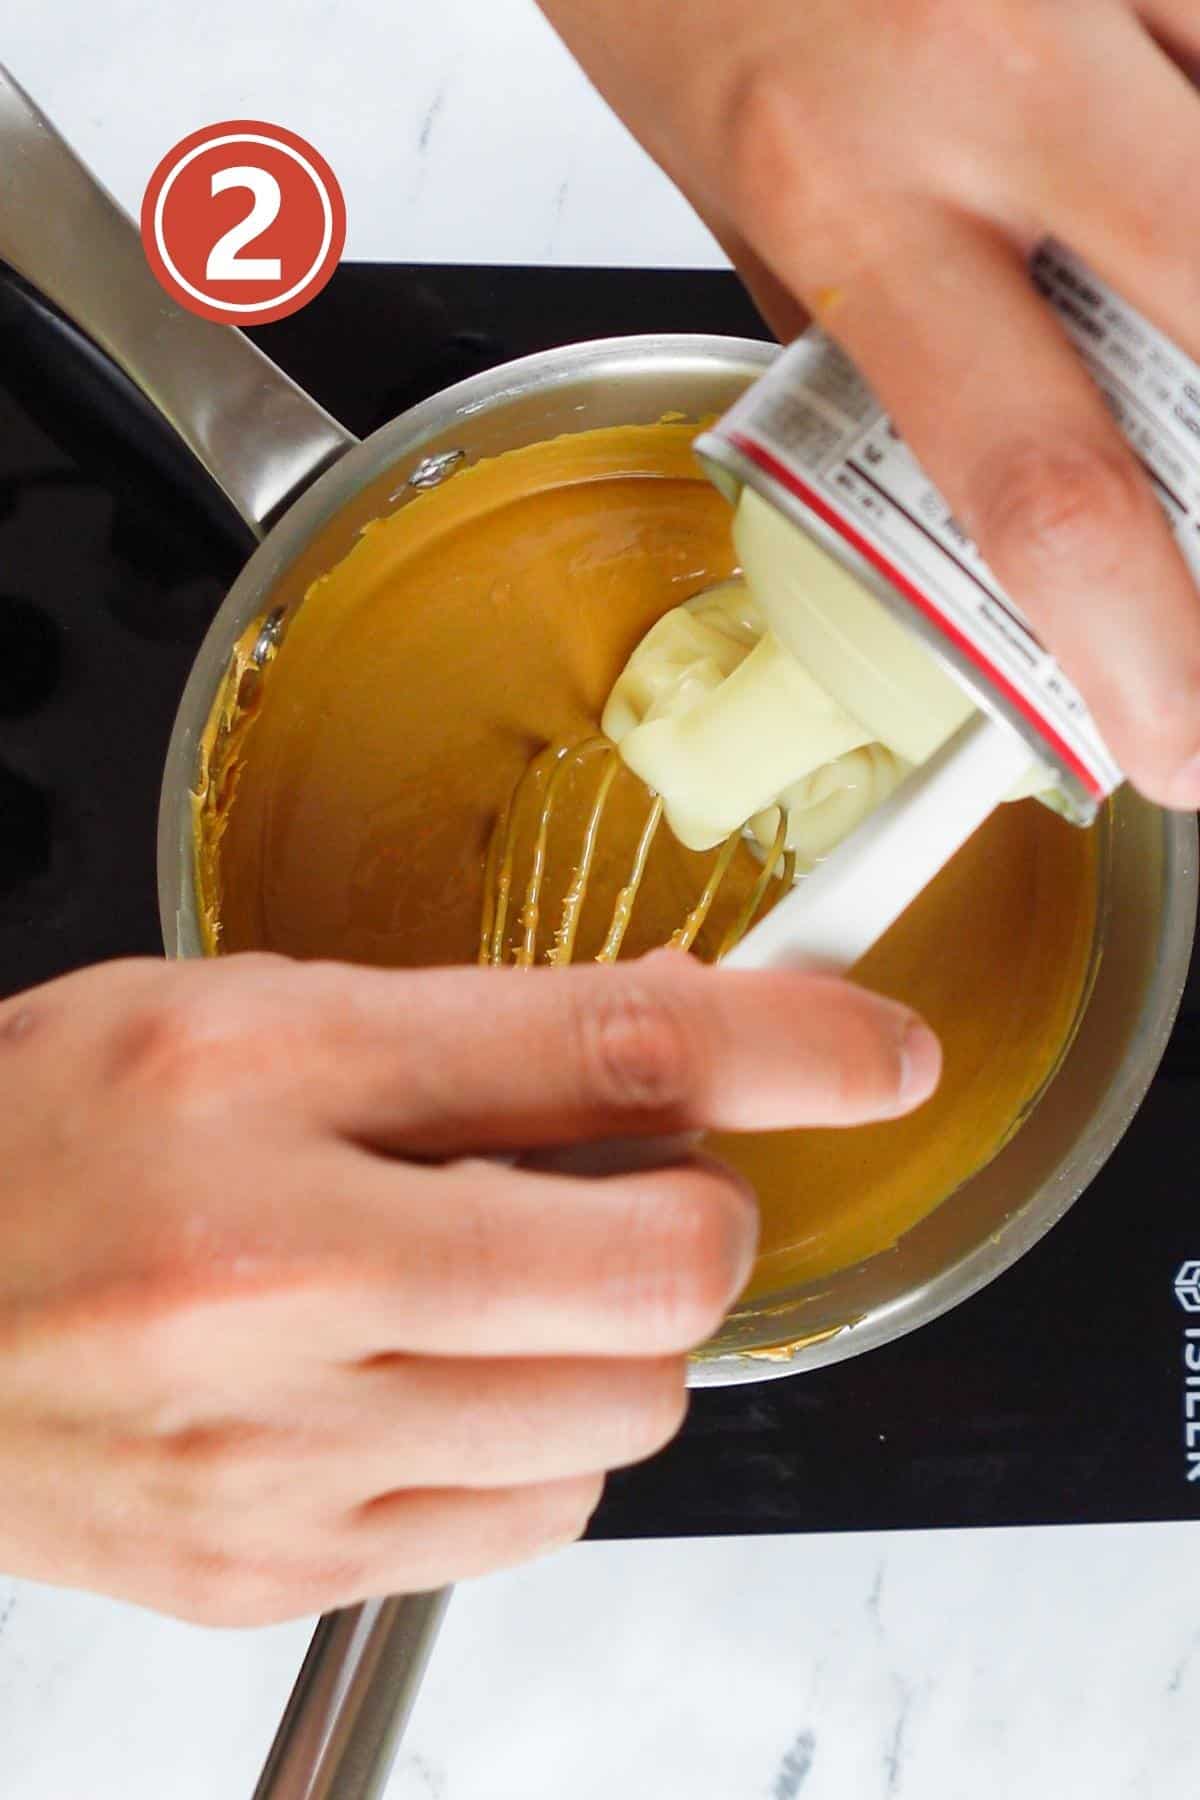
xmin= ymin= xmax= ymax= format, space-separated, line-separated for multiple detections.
xmin=1 ymin=61 xmax=1195 ymax=1800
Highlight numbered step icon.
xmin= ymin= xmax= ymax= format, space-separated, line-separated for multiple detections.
xmin=141 ymin=120 xmax=346 ymax=326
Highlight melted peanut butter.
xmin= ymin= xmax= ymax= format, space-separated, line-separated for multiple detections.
xmin=198 ymin=421 xmax=1099 ymax=1298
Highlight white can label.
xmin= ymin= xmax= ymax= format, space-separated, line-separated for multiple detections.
xmin=698 ymin=240 xmax=1200 ymax=805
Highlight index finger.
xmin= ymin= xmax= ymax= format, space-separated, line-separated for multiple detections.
xmin=292 ymin=950 xmax=940 ymax=1155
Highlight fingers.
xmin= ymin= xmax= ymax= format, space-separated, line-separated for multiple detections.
xmin=346 ymin=1355 xmax=686 ymax=1490
xmin=20 ymin=953 xmax=938 ymax=1363
xmin=303 ymin=952 xmax=940 ymax=1154
xmin=344 ymin=1353 xmax=688 ymax=1488
xmin=789 ymin=207 xmax=1200 ymax=806
xmin=332 ymin=1146 xmax=759 ymax=1356
xmin=225 ymin=1353 xmax=689 ymax=1497
xmin=344 ymin=1472 xmax=605 ymax=1595
xmin=51 ymin=952 xmax=939 ymax=1155
xmin=137 ymin=1475 xmax=607 ymax=1628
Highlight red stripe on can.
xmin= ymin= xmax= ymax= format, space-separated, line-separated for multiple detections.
xmin=726 ymin=429 xmax=1105 ymax=800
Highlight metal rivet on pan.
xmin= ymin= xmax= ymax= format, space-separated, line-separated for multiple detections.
xmin=251 ymin=607 xmax=287 ymax=668
xmin=406 ymin=448 xmax=466 ymax=491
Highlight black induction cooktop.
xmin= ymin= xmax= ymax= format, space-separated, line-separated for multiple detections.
xmin=2 ymin=260 xmax=1198 ymax=1539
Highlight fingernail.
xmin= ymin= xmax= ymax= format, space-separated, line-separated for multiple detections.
xmin=1167 ymin=751 xmax=1200 ymax=811
xmin=898 ymin=1019 xmax=941 ymax=1106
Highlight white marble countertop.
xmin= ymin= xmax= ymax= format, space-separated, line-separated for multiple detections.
xmin=3 ymin=3 xmax=1198 ymax=1796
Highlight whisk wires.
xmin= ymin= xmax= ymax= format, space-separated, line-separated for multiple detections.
xmin=482 ymin=738 xmax=793 ymax=968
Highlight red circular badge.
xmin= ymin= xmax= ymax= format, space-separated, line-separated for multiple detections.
xmin=140 ymin=120 xmax=346 ymax=326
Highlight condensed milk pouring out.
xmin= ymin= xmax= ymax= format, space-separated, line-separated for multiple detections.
xmin=688 ymin=239 xmax=1200 ymax=835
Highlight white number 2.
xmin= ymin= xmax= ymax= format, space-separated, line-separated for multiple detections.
xmin=206 ymin=166 xmax=283 ymax=282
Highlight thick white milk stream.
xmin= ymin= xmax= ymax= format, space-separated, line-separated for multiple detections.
xmin=602 ymin=486 xmax=1045 ymax=861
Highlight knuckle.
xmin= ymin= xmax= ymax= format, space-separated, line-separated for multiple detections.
xmin=723 ymin=62 xmax=798 ymax=215
xmin=718 ymin=57 xmax=893 ymax=280
xmin=571 ymin=972 xmax=701 ymax=1117
xmin=167 ymin=1423 xmax=260 ymax=1502
xmin=104 ymin=958 xmax=292 ymax=1109
xmin=139 ymin=1422 xmax=265 ymax=1518
xmin=972 ymin=439 xmax=1147 ymax=580
xmin=105 ymin=992 xmax=230 ymax=1108
xmin=723 ymin=63 xmax=825 ymax=232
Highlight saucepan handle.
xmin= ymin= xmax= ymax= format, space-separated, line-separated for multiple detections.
xmin=0 ymin=62 xmax=355 ymax=536
xmin=252 ymin=1591 xmax=453 ymax=1800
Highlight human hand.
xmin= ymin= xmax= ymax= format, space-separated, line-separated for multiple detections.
xmin=0 ymin=951 xmax=938 ymax=1624
xmin=539 ymin=0 xmax=1200 ymax=807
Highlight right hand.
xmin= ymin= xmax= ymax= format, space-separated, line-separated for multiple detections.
xmin=0 ymin=950 xmax=938 ymax=1626
xmin=538 ymin=0 xmax=1200 ymax=808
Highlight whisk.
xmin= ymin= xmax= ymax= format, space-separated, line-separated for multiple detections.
xmin=480 ymin=713 xmax=1039 ymax=974
xmin=479 ymin=735 xmax=796 ymax=968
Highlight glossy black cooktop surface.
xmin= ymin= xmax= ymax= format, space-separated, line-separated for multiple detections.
xmin=1 ymin=260 xmax=1197 ymax=1538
